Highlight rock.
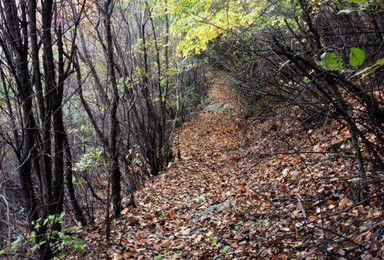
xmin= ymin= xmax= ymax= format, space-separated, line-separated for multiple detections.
xmin=203 ymin=103 xmax=233 ymax=114
xmin=190 ymin=200 xmax=234 ymax=222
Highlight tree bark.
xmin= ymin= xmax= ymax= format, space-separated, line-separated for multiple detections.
xmin=102 ymin=0 xmax=122 ymax=218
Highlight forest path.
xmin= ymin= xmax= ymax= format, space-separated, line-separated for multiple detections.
xmin=108 ymin=71 xmax=258 ymax=259
xmin=81 ymin=70 xmax=384 ymax=260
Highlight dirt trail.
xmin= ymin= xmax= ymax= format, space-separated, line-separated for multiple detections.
xmin=103 ymin=72 xmax=258 ymax=259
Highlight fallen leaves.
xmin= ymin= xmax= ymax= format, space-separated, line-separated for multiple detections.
xmin=160 ymin=239 xmax=171 ymax=248
xmin=73 ymin=75 xmax=384 ymax=260
xmin=168 ymin=210 xmax=177 ymax=219
xmin=121 ymin=208 xmax=129 ymax=215
xmin=339 ymin=197 xmax=354 ymax=209
xmin=127 ymin=215 xmax=139 ymax=226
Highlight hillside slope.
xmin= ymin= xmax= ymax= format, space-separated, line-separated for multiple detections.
xmin=79 ymin=72 xmax=384 ymax=260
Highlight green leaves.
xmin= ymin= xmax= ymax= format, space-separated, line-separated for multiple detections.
xmin=349 ymin=47 xmax=365 ymax=66
xmin=322 ymin=52 xmax=344 ymax=71
xmin=346 ymin=0 xmax=368 ymax=5
xmin=73 ymin=148 xmax=105 ymax=172
xmin=3 ymin=212 xmax=84 ymax=258
xmin=196 ymin=195 xmax=206 ymax=203
xmin=320 ymin=47 xmax=366 ymax=71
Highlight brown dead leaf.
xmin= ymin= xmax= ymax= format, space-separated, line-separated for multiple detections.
xmin=121 ymin=208 xmax=129 ymax=215
xmin=127 ymin=216 xmax=139 ymax=225
xmin=160 ymin=239 xmax=171 ymax=248
xmin=168 ymin=210 xmax=177 ymax=219
xmin=145 ymin=213 xmax=154 ymax=220
xmin=339 ymin=198 xmax=353 ymax=209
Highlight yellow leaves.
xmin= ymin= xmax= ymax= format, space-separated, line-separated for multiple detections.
xmin=175 ymin=22 xmax=224 ymax=57
xmin=204 ymin=2 xmax=211 ymax=11
xmin=170 ymin=0 xmax=260 ymax=57
xmin=170 ymin=5 xmax=182 ymax=14
xmin=267 ymin=16 xmax=286 ymax=28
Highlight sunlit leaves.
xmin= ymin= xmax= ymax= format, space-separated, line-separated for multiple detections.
xmin=168 ymin=0 xmax=264 ymax=57
xmin=349 ymin=47 xmax=365 ymax=66
xmin=346 ymin=0 xmax=368 ymax=5
xmin=320 ymin=47 xmax=366 ymax=71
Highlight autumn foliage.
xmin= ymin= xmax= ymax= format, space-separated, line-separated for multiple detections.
xmin=1 ymin=0 xmax=383 ymax=259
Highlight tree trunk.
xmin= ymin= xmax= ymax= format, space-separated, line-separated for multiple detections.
xmin=64 ymin=135 xmax=87 ymax=227
xmin=103 ymin=0 xmax=122 ymax=218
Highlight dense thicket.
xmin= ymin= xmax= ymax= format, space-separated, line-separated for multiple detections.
xmin=0 ymin=0 xmax=206 ymax=258
xmin=0 ymin=0 xmax=383 ymax=258
xmin=203 ymin=0 xmax=384 ymax=180
xmin=172 ymin=0 xmax=384 ymax=257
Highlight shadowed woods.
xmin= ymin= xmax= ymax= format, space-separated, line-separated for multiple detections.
xmin=1 ymin=0 xmax=384 ymax=259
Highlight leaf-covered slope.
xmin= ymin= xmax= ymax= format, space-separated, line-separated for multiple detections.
xmin=77 ymin=71 xmax=384 ymax=260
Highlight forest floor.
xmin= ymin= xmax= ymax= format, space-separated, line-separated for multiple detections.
xmin=78 ymin=72 xmax=384 ymax=260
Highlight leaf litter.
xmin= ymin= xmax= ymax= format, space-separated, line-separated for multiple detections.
xmin=74 ymin=73 xmax=384 ymax=259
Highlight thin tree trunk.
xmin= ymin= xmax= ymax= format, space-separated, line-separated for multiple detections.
xmin=41 ymin=0 xmax=55 ymax=216
xmin=2 ymin=0 xmax=39 ymax=231
xmin=64 ymin=135 xmax=87 ymax=226
xmin=103 ymin=0 xmax=122 ymax=218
